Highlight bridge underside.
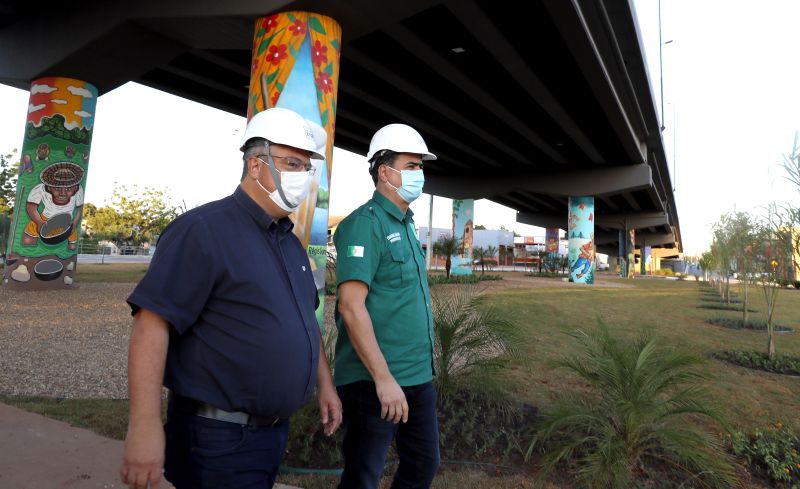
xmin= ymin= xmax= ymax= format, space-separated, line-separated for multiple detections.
xmin=0 ymin=0 xmax=681 ymax=256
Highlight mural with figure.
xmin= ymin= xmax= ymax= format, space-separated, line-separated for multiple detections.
xmin=568 ymin=196 xmax=595 ymax=284
xmin=247 ymin=11 xmax=341 ymax=327
xmin=627 ymin=228 xmax=636 ymax=278
xmin=451 ymin=199 xmax=474 ymax=275
xmin=3 ymin=77 xmax=96 ymax=290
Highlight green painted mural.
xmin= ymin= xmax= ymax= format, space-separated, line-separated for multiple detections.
xmin=3 ymin=77 xmax=97 ymax=290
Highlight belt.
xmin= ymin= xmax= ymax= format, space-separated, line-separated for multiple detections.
xmin=170 ymin=393 xmax=286 ymax=427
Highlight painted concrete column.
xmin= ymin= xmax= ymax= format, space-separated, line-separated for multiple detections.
xmin=451 ymin=199 xmax=474 ymax=275
xmin=618 ymin=229 xmax=626 ymax=277
xmin=625 ymin=227 xmax=636 ymax=278
xmin=568 ymin=196 xmax=594 ymax=284
xmin=247 ymin=11 xmax=341 ymax=327
xmin=546 ymin=227 xmax=559 ymax=272
xmin=3 ymin=77 xmax=97 ymax=290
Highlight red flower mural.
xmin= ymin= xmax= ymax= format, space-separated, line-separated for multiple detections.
xmin=289 ymin=19 xmax=306 ymax=36
xmin=267 ymin=45 xmax=288 ymax=66
xmin=312 ymin=40 xmax=328 ymax=67
xmin=316 ymin=72 xmax=333 ymax=94
xmin=262 ymin=15 xmax=279 ymax=34
xmin=271 ymin=91 xmax=281 ymax=107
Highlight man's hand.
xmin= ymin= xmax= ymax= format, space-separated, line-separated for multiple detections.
xmin=318 ymin=384 xmax=343 ymax=436
xmin=376 ymin=377 xmax=408 ymax=424
xmin=120 ymin=418 xmax=165 ymax=488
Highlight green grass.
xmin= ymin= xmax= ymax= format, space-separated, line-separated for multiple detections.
xmin=4 ymin=274 xmax=798 ymax=488
xmin=75 ymin=263 xmax=149 ymax=283
xmin=487 ymin=279 xmax=800 ymax=434
xmin=0 ymin=396 xmax=130 ymax=440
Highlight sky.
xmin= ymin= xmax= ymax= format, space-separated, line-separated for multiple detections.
xmin=0 ymin=0 xmax=798 ymax=256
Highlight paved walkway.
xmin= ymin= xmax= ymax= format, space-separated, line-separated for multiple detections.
xmin=0 ymin=402 xmax=300 ymax=489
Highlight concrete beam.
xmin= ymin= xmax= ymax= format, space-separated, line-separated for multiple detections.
xmin=595 ymin=231 xmax=675 ymax=246
xmin=517 ymin=210 xmax=668 ymax=230
xmin=425 ymin=164 xmax=652 ymax=199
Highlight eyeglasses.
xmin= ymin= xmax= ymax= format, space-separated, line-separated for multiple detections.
xmin=259 ymin=154 xmax=315 ymax=175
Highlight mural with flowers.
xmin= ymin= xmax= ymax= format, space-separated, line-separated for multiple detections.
xmin=247 ymin=11 xmax=341 ymax=327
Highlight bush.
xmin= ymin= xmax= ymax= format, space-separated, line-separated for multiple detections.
xmin=525 ymin=272 xmax=565 ymax=279
xmin=655 ymin=268 xmax=675 ymax=276
xmin=283 ymin=401 xmax=343 ymax=469
xmin=529 ymin=323 xmax=737 ymax=489
xmin=713 ymin=351 xmax=800 ymax=375
xmin=705 ymin=317 xmax=789 ymax=331
xmin=697 ymin=304 xmax=757 ymax=312
xmin=431 ymin=284 xmax=521 ymax=399
xmin=438 ymin=389 xmax=536 ymax=465
xmin=427 ymin=274 xmax=502 ymax=285
xmin=731 ymin=425 xmax=800 ymax=486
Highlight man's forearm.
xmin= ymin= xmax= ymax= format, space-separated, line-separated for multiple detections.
xmin=127 ymin=310 xmax=169 ymax=425
xmin=338 ymin=302 xmax=392 ymax=382
xmin=317 ymin=336 xmax=335 ymax=389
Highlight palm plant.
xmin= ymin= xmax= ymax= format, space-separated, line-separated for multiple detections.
xmin=432 ymin=234 xmax=461 ymax=279
xmin=528 ymin=323 xmax=737 ymax=489
xmin=431 ymin=284 xmax=521 ymax=399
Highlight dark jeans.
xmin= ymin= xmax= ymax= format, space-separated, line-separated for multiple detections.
xmin=337 ymin=380 xmax=440 ymax=489
xmin=163 ymin=400 xmax=289 ymax=489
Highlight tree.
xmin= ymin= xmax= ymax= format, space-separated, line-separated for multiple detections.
xmin=432 ymin=234 xmax=461 ymax=279
xmin=698 ymin=251 xmax=715 ymax=282
xmin=84 ymin=185 xmax=178 ymax=247
xmin=471 ymin=245 xmax=497 ymax=276
xmin=474 ymin=224 xmax=486 ymax=230
xmin=0 ymin=149 xmax=18 ymax=217
xmin=726 ymin=212 xmax=758 ymax=324
xmin=752 ymin=206 xmax=792 ymax=360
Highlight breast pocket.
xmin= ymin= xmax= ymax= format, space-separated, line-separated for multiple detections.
xmin=388 ymin=242 xmax=410 ymax=287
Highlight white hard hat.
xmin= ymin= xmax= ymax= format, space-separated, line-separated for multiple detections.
xmin=367 ymin=123 xmax=436 ymax=165
xmin=239 ymin=107 xmax=327 ymax=159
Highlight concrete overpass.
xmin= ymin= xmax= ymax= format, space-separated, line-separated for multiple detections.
xmin=0 ymin=0 xmax=681 ymax=257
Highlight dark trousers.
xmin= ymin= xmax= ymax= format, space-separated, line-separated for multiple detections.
xmin=337 ymin=380 xmax=440 ymax=489
xmin=163 ymin=400 xmax=289 ymax=489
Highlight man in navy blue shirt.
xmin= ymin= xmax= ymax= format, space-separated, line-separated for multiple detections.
xmin=120 ymin=108 xmax=341 ymax=489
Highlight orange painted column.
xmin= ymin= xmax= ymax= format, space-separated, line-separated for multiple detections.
xmin=247 ymin=12 xmax=341 ymax=326
xmin=3 ymin=78 xmax=97 ymax=290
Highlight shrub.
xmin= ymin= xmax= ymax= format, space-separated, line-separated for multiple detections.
xmin=528 ymin=323 xmax=737 ymax=489
xmin=713 ymin=351 xmax=800 ymax=375
xmin=431 ymin=284 xmax=521 ymax=399
xmin=705 ymin=317 xmax=790 ymax=331
xmin=655 ymin=268 xmax=675 ymax=276
xmin=438 ymin=388 xmax=536 ymax=465
xmin=427 ymin=273 xmax=502 ymax=285
xmin=731 ymin=425 xmax=800 ymax=486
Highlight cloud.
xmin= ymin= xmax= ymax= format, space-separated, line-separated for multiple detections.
xmin=64 ymin=120 xmax=80 ymax=130
xmin=67 ymin=86 xmax=93 ymax=98
xmin=31 ymin=84 xmax=57 ymax=95
xmin=74 ymin=110 xmax=92 ymax=118
xmin=51 ymin=99 xmax=67 ymax=105
xmin=28 ymin=103 xmax=46 ymax=113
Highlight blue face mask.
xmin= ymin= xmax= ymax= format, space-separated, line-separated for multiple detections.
xmin=387 ymin=166 xmax=425 ymax=203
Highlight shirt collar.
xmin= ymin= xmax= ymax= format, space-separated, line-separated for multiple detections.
xmin=372 ymin=191 xmax=412 ymax=223
xmin=233 ymin=186 xmax=294 ymax=233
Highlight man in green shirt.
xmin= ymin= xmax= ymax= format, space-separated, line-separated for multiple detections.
xmin=334 ymin=124 xmax=439 ymax=489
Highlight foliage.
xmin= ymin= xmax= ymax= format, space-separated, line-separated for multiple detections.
xmin=432 ymin=234 xmax=461 ymax=279
xmin=0 ymin=149 xmax=18 ymax=217
xmin=431 ymin=284 xmax=521 ymax=400
xmin=83 ymin=184 xmax=178 ymax=246
xmin=526 ymin=271 xmax=565 ymax=279
xmin=731 ymin=424 xmax=800 ymax=487
xmin=283 ymin=401 xmax=344 ymax=469
xmin=427 ymin=273 xmax=502 ymax=285
xmin=25 ymin=114 xmax=92 ymax=144
xmin=704 ymin=316 xmax=791 ymax=331
xmin=654 ymin=268 xmax=675 ymax=276
xmin=437 ymin=388 xmax=535 ymax=465
xmin=472 ymin=245 xmax=498 ymax=275
xmin=528 ymin=323 xmax=737 ymax=489
xmin=713 ymin=351 xmax=800 ymax=376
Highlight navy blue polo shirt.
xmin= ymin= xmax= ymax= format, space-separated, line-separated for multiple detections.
xmin=127 ymin=186 xmax=320 ymax=418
